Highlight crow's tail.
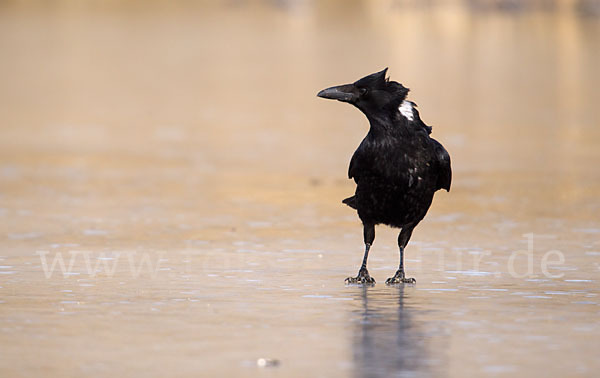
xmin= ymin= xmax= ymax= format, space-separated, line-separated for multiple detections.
xmin=342 ymin=195 xmax=357 ymax=209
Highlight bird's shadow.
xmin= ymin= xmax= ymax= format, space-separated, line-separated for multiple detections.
xmin=349 ymin=285 xmax=430 ymax=377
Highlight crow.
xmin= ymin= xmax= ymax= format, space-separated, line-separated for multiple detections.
xmin=317 ymin=68 xmax=451 ymax=285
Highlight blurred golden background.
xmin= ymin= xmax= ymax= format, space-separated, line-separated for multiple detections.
xmin=1 ymin=1 xmax=599 ymax=377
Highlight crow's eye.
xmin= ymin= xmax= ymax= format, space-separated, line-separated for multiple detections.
xmin=359 ymin=87 xmax=369 ymax=96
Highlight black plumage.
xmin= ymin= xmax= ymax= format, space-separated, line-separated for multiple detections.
xmin=317 ymin=68 xmax=451 ymax=284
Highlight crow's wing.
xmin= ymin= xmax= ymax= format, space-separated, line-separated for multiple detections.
xmin=431 ymin=138 xmax=451 ymax=192
xmin=348 ymin=151 xmax=358 ymax=180
xmin=348 ymin=141 xmax=366 ymax=180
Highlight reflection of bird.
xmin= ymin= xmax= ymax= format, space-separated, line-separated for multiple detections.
xmin=351 ymin=287 xmax=427 ymax=376
xmin=317 ymin=69 xmax=451 ymax=284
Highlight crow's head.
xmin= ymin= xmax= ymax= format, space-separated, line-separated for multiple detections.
xmin=317 ymin=68 xmax=409 ymax=117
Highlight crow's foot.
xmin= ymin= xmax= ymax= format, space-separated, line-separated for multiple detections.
xmin=385 ymin=270 xmax=416 ymax=285
xmin=345 ymin=269 xmax=375 ymax=285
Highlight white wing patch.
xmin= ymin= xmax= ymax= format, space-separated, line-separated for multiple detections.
xmin=399 ymin=100 xmax=414 ymax=121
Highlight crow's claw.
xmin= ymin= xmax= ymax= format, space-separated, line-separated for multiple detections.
xmin=345 ymin=269 xmax=375 ymax=285
xmin=385 ymin=270 xmax=416 ymax=285
xmin=385 ymin=276 xmax=416 ymax=285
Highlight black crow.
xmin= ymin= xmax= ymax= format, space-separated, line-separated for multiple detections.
xmin=317 ymin=68 xmax=451 ymax=285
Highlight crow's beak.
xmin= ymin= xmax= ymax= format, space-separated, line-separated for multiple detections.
xmin=317 ymin=84 xmax=357 ymax=103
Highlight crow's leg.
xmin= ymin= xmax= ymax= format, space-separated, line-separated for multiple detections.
xmin=345 ymin=224 xmax=376 ymax=285
xmin=386 ymin=225 xmax=416 ymax=284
